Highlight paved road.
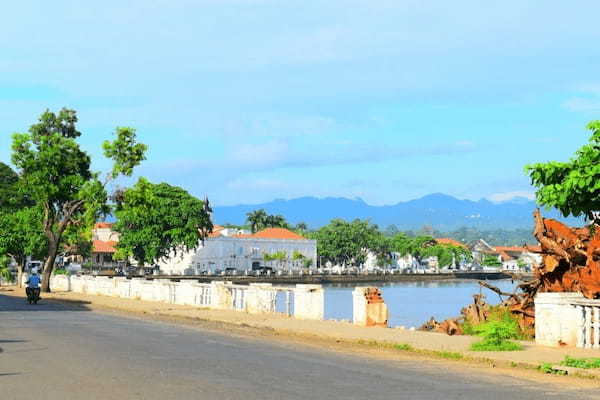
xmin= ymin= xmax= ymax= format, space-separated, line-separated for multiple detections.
xmin=0 ymin=294 xmax=597 ymax=400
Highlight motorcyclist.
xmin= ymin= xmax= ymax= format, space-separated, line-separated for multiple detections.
xmin=25 ymin=268 xmax=41 ymax=302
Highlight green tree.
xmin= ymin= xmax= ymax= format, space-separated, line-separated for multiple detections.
xmin=310 ymin=219 xmax=380 ymax=267
xmin=0 ymin=206 xmax=48 ymax=286
xmin=295 ymin=222 xmax=308 ymax=232
xmin=526 ymin=120 xmax=600 ymax=224
xmin=10 ymin=109 xmax=147 ymax=291
xmin=0 ymin=162 xmax=48 ymax=286
xmin=423 ymin=244 xmax=472 ymax=268
xmin=246 ymin=209 xmax=268 ymax=233
xmin=391 ymin=233 xmax=437 ymax=265
xmin=113 ymin=178 xmax=213 ymax=268
xmin=372 ymin=234 xmax=393 ymax=267
xmin=0 ymin=162 xmax=19 ymax=209
xmin=264 ymin=214 xmax=288 ymax=229
xmin=482 ymin=254 xmax=502 ymax=267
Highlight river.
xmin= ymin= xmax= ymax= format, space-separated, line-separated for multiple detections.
xmin=322 ymin=279 xmax=518 ymax=328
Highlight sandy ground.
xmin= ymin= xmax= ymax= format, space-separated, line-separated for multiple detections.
xmin=3 ymin=284 xmax=600 ymax=387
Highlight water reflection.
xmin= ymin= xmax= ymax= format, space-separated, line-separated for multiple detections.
xmin=323 ymin=279 xmax=517 ymax=328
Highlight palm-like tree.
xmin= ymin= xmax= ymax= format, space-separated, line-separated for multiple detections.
xmin=296 ymin=222 xmax=308 ymax=231
xmin=246 ymin=209 xmax=268 ymax=233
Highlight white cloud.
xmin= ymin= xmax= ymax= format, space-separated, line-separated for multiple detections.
xmin=487 ymin=190 xmax=535 ymax=203
xmin=563 ymin=83 xmax=600 ymax=112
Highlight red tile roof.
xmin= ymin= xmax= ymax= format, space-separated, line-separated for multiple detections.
xmin=94 ymin=222 xmax=113 ymax=229
xmin=249 ymin=228 xmax=306 ymax=240
xmin=207 ymin=225 xmax=225 ymax=238
xmin=435 ymin=238 xmax=467 ymax=248
xmin=93 ymin=240 xmax=117 ymax=253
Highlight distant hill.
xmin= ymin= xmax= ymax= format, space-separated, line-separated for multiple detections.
xmin=212 ymin=193 xmax=582 ymax=231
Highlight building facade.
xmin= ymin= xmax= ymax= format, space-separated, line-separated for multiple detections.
xmin=158 ymin=226 xmax=317 ymax=275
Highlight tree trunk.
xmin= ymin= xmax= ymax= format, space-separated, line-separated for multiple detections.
xmin=17 ymin=259 xmax=25 ymax=288
xmin=41 ymin=239 xmax=59 ymax=292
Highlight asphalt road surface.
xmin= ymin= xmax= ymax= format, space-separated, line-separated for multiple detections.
xmin=0 ymin=294 xmax=597 ymax=400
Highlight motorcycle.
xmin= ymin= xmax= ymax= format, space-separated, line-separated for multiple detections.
xmin=26 ymin=287 xmax=41 ymax=304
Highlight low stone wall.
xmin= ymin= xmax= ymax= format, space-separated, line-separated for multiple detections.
xmin=48 ymin=275 xmax=324 ymax=321
xmin=535 ymin=292 xmax=600 ymax=348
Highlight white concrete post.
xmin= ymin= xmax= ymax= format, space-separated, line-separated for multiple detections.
xmin=535 ymin=292 xmax=586 ymax=347
xmin=294 ymin=284 xmax=324 ymax=320
xmin=210 ymin=281 xmax=233 ymax=310
xmin=246 ymin=283 xmax=276 ymax=314
xmin=352 ymin=287 xmax=388 ymax=327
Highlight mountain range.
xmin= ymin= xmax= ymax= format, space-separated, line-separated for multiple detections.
xmin=212 ymin=193 xmax=581 ymax=231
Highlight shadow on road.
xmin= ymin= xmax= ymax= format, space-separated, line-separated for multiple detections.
xmin=0 ymin=291 xmax=91 ymax=313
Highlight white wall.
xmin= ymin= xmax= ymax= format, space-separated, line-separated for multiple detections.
xmin=158 ymin=237 xmax=317 ymax=275
xmin=49 ymin=275 xmax=325 ymax=321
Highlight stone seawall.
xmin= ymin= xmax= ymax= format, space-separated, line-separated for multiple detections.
xmin=141 ymin=271 xmax=523 ymax=285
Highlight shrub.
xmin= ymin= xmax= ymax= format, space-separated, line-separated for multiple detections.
xmin=469 ymin=312 xmax=524 ymax=351
xmin=0 ymin=255 xmax=14 ymax=283
xmin=53 ymin=268 xmax=68 ymax=275
xmin=561 ymin=356 xmax=600 ymax=369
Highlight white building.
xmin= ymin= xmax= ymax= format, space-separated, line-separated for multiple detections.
xmin=158 ymin=225 xmax=317 ymax=275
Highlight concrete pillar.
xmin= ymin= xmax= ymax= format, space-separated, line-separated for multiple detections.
xmin=210 ymin=281 xmax=233 ymax=310
xmin=294 ymin=284 xmax=324 ymax=320
xmin=246 ymin=283 xmax=276 ymax=314
xmin=534 ymin=292 xmax=585 ymax=347
xmin=352 ymin=287 xmax=388 ymax=327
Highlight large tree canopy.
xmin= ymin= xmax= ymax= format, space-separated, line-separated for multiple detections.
xmin=0 ymin=162 xmax=47 ymax=285
xmin=113 ymin=178 xmax=213 ymax=267
xmin=310 ymin=219 xmax=381 ymax=267
xmin=526 ymin=120 xmax=600 ymax=223
xmin=10 ymin=108 xmax=147 ymax=291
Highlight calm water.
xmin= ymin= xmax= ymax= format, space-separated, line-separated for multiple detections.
xmin=323 ymin=279 xmax=517 ymax=328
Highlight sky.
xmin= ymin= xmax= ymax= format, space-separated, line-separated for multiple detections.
xmin=1 ymin=1 xmax=600 ymax=206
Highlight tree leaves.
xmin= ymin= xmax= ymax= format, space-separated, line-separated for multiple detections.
xmin=113 ymin=178 xmax=213 ymax=266
xmin=526 ymin=120 xmax=600 ymax=223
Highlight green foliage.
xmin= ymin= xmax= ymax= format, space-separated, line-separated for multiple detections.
xmin=113 ymin=178 xmax=213 ymax=266
xmin=102 ymin=127 xmax=148 ymax=179
xmin=9 ymin=108 xmax=146 ymax=289
xmin=292 ymin=250 xmax=305 ymax=260
xmin=526 ymin=120 xmax=600 ymax=222
xmin=0 ymin=255 xmax=14 ymax=282
xmin=394 ymin=343 xmax=413 ymax=351
xmin=295 ymin=222 xmax=308 ymax=232
xmin=482 ymin=254 xmax=502 ymax=267
xmin=53 ymin=268 xmax=68 ymax=275
xmin=390 ymin=233 xmax=470 ymax=267
xmin=561 ymin=356 xmax=600 ymax=369
xmin=470 ymin=339 xmax=522 ymax=352
xmin=309 ymin=219 xmax=381 ymax=267
xmin=264 ymin=251 xmax=287 ymax=262
xmin=538 ymin=363 xmax=567 ymax=375
xmin=245 ymin=209 xmax=288 ymax=233
xmin=435 ymin=351 xmax=463 ymax=360
xmin=302 ymin=258 xmax=313 ymax=268
xmin=423 ymin=243 xmax=472 ymax=267
xmin=0 ymin=162 xmax=48 ymax=269
xmin=469 ymin=309 xmax=524 ymax=351
xmin=0 ymin=162 xmax=19 ymax=209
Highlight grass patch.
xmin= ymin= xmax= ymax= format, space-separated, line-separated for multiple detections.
xmin=394 ymin=343 xmax=413 ymax=351
xmin=539 ymin=363 xmax=567 ymax=375
xmin=434 ymin=351 xmax=463 ymax=360
xmin=471 ymin=340 xmax=522 ymax=351
xmin=561 ymin=356 xmax=600 ymax=369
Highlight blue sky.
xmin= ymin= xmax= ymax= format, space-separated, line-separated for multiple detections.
xmin=1 ymin=1 xmax=599 ymax=206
